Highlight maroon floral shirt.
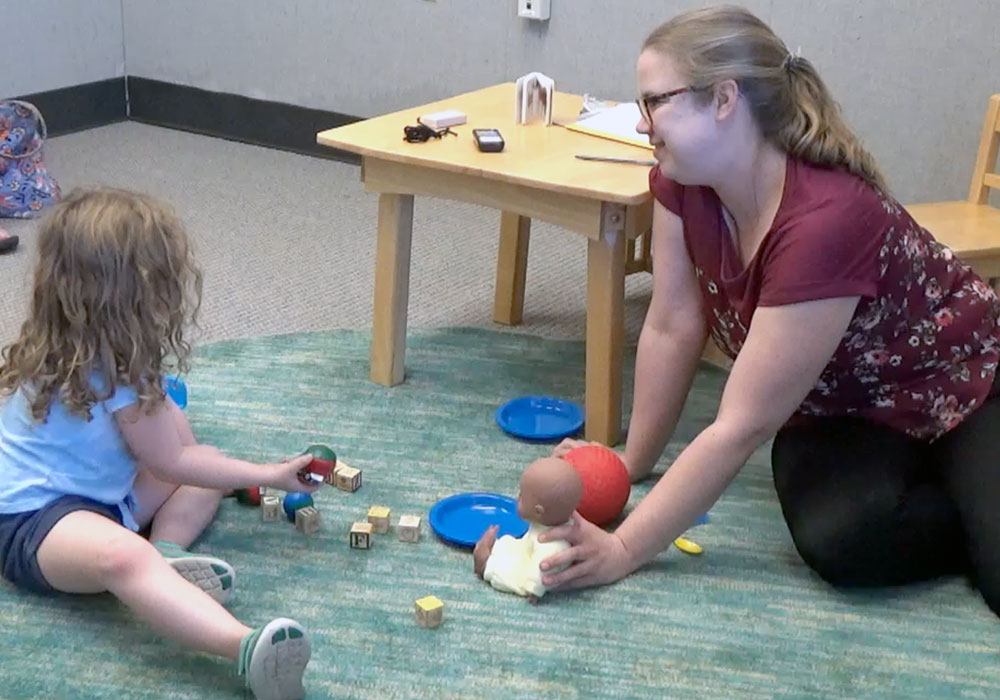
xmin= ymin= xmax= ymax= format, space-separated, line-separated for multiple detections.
xmin=650 ymin=159 xmax=1000 ymax=440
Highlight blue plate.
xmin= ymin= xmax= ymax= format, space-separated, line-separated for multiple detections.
xmin=429 ymin=492 xmax=530 ymax=548
xmin=495 ymin=395 xmax=583 ymax=441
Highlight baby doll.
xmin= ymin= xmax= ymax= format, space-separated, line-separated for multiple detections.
xmin=473 ymin=456 xmax=582 ymax=600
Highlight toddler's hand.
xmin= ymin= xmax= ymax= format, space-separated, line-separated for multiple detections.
xmin=264 ymin=454 xmax=321 ymax=493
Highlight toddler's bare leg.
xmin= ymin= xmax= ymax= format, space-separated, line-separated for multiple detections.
xmin=36 ymin=510 xmax=250 ymax=657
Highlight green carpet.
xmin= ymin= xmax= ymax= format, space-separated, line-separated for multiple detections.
xmin=1 ymin=327 xmax=998 ymax=699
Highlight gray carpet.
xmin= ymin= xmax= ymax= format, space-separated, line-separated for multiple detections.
xmin=0 ymin=122 xmax=654 ymax=348
xmin=2 ymin=327 xmax=998 ymax=700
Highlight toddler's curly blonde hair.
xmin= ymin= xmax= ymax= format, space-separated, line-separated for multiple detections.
xmin=0 ymin=187 xmax=203 ymax=421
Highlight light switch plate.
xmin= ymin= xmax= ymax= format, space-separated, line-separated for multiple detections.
xmin=517 ymin=0 xmax=550 ymax=21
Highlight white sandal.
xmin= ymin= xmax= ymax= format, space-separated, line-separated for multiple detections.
xmin=238 ymin=618 xmax=311 ymax=700
xmin=153 ymin=540 xmax=235 ymax=604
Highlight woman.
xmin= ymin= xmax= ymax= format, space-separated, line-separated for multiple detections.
xmin=535 ymin=5 xmax=1000 ymax=617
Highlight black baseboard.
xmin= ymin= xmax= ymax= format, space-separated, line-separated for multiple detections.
xmin=14 ymin=78 xmax=127 ymax=137
xmin=12 ymin=77 xmax=361 ymax=165
xmin=126 ymin=77 xmax=361 ymax=164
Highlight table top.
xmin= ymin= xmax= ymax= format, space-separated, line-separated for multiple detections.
xmin=316 ymin=83 xmax=655 ymax=205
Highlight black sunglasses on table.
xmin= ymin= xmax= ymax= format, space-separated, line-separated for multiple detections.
xmin=403 ymin=119 xmax=458 ymax=143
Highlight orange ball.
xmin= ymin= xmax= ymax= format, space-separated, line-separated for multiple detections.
xmin=563 ymin=445 xmax=631 ymax=526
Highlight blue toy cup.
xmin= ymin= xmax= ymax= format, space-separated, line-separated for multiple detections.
xmin=165 ymin=376 xmax=188 ymax=409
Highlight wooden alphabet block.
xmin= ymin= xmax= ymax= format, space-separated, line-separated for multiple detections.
xmin=335 ymin=466 xmax=362 ymax=492
xmin=415 ymin=595 xmax=444 ymax=628
xmin=324 ymin=461 xmax=344 ymax=486
xmin=350 ymin=521 xmax=373 ymax=549
xmin=367 ymin=505 xmax=391 ymax=534
xmin=398 ymin=514 xmax=421 ymax=542
xmin=295 ymin=505 xmax=321 ymax=535
xmin=261 ymin=495 xmax=282 ymax=522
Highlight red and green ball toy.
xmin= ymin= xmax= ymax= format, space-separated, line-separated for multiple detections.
xmin=299 ymin=444 xmax=337 ymax=483
xmin=235 ymin=486 xmax=262 ymax=506
xmin=235 ymin=444 xmax=337 ymax=504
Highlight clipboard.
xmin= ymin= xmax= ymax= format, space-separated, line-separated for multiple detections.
xmin=564 ymin=102 xmax=652 ymax=150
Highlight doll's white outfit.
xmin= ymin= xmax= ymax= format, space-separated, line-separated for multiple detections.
xmin=483 ymin=521 xmax=571 ymax=598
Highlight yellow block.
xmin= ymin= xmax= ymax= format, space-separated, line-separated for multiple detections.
xmin=415 ymin=595 xmax=443 ymax=612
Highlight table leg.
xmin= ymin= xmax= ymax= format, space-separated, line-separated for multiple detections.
xmin=585 ymin=204 xmax=627 ymax=445
xmin=370 ymin=193 xmax=415 ymax=386
xmin=493 ymin=211 xmax=531 ymax=325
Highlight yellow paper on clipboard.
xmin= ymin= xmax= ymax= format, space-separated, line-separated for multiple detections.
xmin=564 ymin=102 xmax=653 ymax=150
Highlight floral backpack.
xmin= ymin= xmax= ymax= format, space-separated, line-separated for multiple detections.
xmin=0 ymin=100 xmax=61 ymax=218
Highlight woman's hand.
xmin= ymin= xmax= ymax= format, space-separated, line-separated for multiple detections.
xmin=263 ymin=454 xmax=322 ymax=493
xmin=537 ymin=514 xmax=637 ymax=592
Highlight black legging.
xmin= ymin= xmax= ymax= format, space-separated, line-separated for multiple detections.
xmin=771 ymin=379 xmax=1000 ymax=617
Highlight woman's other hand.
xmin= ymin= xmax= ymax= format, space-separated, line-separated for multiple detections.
xmin=537 ymin=514 xmax=636 ymax=592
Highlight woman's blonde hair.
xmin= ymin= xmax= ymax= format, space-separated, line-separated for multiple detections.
xmin=0 ymin=187 xmax=203 ymax=421
xmin=643 ymin=4 xmax=888 ymax=194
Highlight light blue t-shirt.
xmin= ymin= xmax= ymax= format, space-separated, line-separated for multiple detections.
xmin=0 ymin=378 xmax=140 ymax=530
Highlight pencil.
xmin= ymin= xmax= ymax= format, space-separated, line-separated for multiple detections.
xmin=575 ymin=154 xmax=657 ymax=166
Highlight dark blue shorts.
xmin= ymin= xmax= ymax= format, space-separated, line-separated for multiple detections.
xmin=0 ymin=496 xmax=123 ymax=593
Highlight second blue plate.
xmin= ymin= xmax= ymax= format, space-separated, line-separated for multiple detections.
xmin=495 ymin=395 xmax=583 ymax=441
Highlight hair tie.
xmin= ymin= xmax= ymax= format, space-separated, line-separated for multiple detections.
xmin=784 ymin=46 xmax=803 ymax=76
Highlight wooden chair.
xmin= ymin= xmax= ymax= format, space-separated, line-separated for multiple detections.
xmin=906 ymin=94 xmax=1000 ymax=280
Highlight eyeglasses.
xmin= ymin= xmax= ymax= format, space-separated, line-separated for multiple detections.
xmin=636 ymin=86 xmax=698 ymax=124
xmin=403 ymin=120 xmax=458 ymax=143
